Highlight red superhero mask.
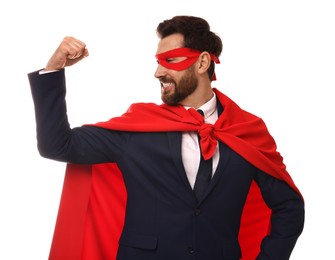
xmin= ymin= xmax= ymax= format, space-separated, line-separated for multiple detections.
xmin=155 ymin=47 xmax=220 ymax=80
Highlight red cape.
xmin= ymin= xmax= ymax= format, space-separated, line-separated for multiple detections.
xmin=48 ymin=88 xmax=302 ymax=260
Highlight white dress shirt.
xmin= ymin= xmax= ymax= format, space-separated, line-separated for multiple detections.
xmin=182 ymin=93 xmax=220 ymax=189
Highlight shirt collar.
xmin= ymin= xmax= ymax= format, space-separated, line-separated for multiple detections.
xmin=183 ymin=91 xmax=217 ymax=119
xmin=197 ymin=92 xmax=217 ymax=119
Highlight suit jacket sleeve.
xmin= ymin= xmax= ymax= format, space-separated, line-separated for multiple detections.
xmin=28 ymin=69 xmax=126 ymax=164
xmin=255 ymin=169 xmax=304 ymax=260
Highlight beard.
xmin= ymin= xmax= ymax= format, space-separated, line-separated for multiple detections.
xmin=161 ymin=67 xmax=198 ymax=106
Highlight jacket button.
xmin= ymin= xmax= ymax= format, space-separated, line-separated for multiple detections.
xmin=195 ymin=208 xmax=201 ymax=216
xmin=188 ymin=246 xmax=195 ymax=254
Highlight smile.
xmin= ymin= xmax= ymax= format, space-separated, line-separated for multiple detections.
xmin=162 ymin=82 xmax=174 ymax=88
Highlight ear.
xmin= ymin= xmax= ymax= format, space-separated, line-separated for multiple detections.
xmin=196 ymin=52 xmax=211 ymax=77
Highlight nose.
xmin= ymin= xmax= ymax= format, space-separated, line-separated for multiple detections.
xmin=154 ymin=64 xmax=167 ymax=79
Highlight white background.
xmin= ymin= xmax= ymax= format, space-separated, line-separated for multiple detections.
xmin=1 ymin=0 xmax=334 ymax=259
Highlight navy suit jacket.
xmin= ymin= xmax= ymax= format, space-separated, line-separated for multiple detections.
xmin=28 ymin=69 xmax=304 ymax=260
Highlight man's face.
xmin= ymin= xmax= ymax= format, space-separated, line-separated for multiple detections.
xmin=155 ymin=33 xmax=199 ymax=106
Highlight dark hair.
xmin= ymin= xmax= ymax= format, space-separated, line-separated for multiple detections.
xmin=156 ymin=16 xmax=223 ymax=81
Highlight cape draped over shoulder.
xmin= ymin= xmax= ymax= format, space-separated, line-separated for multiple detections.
xmin=48 ymin=88 xmax=302 ymax=260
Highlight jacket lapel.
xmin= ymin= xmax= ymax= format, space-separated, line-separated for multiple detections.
xmin=167 ymin=132 xmax=194 ymax=194
xmin=200 ymin=142 xmax=231 ymax=202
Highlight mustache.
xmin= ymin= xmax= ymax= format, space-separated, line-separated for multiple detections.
xmin=159 ymin=76 xmax=175 ymax=84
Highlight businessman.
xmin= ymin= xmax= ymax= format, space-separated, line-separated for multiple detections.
xmin=28 ymin=15 xmax=304 ymax=260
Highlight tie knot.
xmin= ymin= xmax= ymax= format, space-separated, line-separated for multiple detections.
xmin=197 ymin=109 xmax=204 ymax=117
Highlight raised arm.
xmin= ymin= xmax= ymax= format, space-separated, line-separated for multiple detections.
xmin=28 ymin=37 xmax=124 ymax=164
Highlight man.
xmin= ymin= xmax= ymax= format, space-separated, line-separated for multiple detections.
xmin=28 ymin=16 xmax=304 ymax=260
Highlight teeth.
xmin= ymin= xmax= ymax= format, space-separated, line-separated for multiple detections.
xmin=162 ymin=82 xmax=174 ymax=88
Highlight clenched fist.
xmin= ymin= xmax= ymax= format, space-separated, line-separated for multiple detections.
xmin=45 ymin=36 xmax=89 ymax=71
